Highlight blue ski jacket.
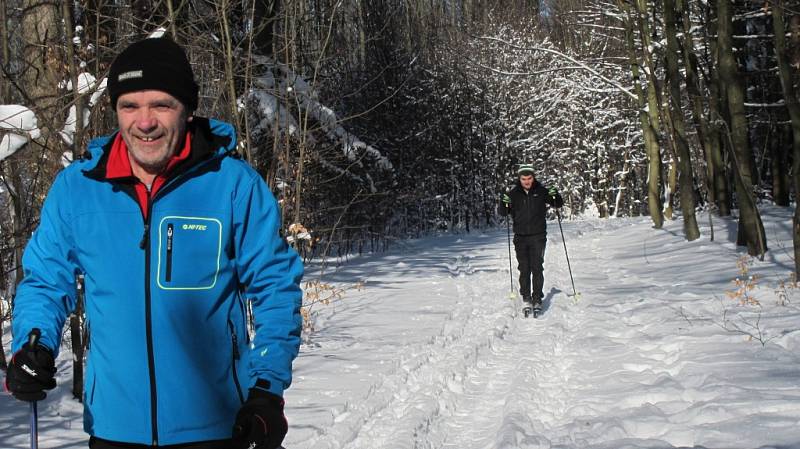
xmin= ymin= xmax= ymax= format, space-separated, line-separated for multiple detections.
xmin=11 ymin=118 xmax=304 ymax=445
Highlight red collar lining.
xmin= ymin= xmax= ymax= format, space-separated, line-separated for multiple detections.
xmin=104 ymin=132 xmax=192 ymax=220
xmin=105 ymin=132 xmax=192 ymax=180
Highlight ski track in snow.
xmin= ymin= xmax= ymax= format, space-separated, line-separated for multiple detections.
xmin=298 ymin=254 xmax=518 ymax=449
xmin=287 ymin=212 xmax=800 ymax=449
xmin=314 ymin=233 xmax=589 ymax=449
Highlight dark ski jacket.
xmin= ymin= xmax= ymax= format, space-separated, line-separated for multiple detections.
xmin=499 ymin=180 xmax=563 ymax=237
xmin=12 ymin=118 xmax=303 ymax=446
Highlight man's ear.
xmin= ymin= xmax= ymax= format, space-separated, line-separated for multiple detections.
xmin=187 ymin=115 xmax=194 ymax=123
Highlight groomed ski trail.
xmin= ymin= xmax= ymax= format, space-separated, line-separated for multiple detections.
xmin=431 ymin=281 xmax=583 ymax=449
xmin=420 ymin=235 xmax=586 ymax=449
xmin=294 ymin=227 xmax=591 ymax=449
xmin=299 ymin=255 xmax=521 ymax=449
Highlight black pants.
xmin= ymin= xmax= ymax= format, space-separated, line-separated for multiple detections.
xmin=514 ymin=234 xmax=546 ymax=302
xmin=89 ymin=437 xmax=233 ymax=449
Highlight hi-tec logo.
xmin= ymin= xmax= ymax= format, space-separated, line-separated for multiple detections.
xmin=182 ymin=224 xmax=208 ymax=231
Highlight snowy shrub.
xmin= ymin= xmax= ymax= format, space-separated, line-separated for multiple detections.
xmin=716 ymin=255 xmax=800 ymax=347
xmin=726 ymin=256 xmax=760 ymax=306
xmin=301 ymin=279 xmax=365 ymax=343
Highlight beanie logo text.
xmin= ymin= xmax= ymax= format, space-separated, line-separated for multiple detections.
xmin=118 ymin=70 xmax=143 ymax=81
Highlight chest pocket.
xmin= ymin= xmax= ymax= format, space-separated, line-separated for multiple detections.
xmin=157 ymin=216 xmax=223 ymax=290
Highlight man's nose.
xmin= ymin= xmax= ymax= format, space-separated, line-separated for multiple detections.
xmin=136 ymin=114 xmax=158 ymax=132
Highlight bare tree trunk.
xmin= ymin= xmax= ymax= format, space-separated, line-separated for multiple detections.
xmin=20 ymin=0 xmax=64 ymax=170
xmin=665 ymin=158 xmax=677 ymax=220
xmin=217 ymin=0 xmax=243 ymax=157
xmin=635 ymin=0 xmax=668 ymax=221
xmin=166 ymin=0 xmax=178 ymax=39
xmin=706 ymin=0 xmax=730 ymax=216
xmin=772 ymin=0 xmax=800 ymax=275
xmin=356 ymin=0 xmax=366 ymax=68
xmin=718 ymin=0 xmax=767 ymax=257
xmin=0 ymin=0 xmax=7 ymax=103
xmin=664 ymin=0 xmax=700 ymax=240
xmin=620 ymin=0 xmax=663 ymax=228
xmin=282 ymin=3 xmax=296 ymax=233
xmin=63 ymin=1 xmax=85 ymax=161
xmin=253 ymin=0 xmax=279 ymax=56
xmin=253 ymin=0 xmax=280 ymax=188
xmin=680 ymin=0 xmax=716 ymax=202
xmin=613 ymin=149 xmax=631 ymax=217
xmin=771 ymin=125 xmax=790 ymax=207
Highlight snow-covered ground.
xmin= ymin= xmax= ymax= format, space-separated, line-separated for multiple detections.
xmin=3 ymin=207 xmax=800 ymax=449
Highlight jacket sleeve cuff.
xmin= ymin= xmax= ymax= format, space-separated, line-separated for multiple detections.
xmin=250 ymin=376 xmax=285 ymax=398
xmin=13 ymin=326 xmax=57 ymax=356
xmin=248 ymin=378 xmax=285 ymax=407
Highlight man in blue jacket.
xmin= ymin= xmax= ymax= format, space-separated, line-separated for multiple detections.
xmin=5 ymin=37 xmax=303 ymax=449
xmin=499 ymin=164 xmax=563 ymax=313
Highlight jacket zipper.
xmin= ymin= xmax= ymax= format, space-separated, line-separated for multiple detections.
xmin=140 ymin=190 xmax=160 ymax=447
xmin=165 ymin=224 xmax=174 ymax=282
xmin=128 ymin=153 xmax=229 ymax=446
xmin=228 ymin=320 xmax=245 ymax=404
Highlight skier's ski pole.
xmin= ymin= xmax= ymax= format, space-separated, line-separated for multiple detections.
xmin=28 ymin=330 xmax=40 ymax=449
xmin=506 ymin=215 xmax=515 ymax=299
xmin=30 ymin=402 xmax=38 ymax=449
xmin=556 ymin=208 xmax=578 ymax=298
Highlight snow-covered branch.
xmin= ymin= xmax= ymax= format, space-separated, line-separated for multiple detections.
xmin=477 ymin=35 xmax=637 ymax=101
xmin=248 ymin=60 xmax=392 ymax=193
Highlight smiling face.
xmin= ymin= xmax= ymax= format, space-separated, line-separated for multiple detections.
xmin=116 ymin=90 xmax=189 ymax=178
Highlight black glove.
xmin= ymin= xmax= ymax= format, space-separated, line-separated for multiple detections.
xmin=232 ymin=380 xmax=287 ymax=449
xmin=5 ymin=329 xmax=57 ymax=402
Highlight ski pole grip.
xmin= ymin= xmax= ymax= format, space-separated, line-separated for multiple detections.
xmin=28 ymin=328 xmax=41 ymax=350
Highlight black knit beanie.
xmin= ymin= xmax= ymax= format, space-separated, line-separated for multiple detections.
xmin=107 ymin=37 xmax=199 ymax=111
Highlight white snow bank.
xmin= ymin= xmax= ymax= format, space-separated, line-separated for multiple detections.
xmin=0 ymin=105 xmax=40 ymax=162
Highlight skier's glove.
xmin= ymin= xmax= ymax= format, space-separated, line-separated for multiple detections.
xmin=5 ymin=329 xmax=57 ymax=402
xmin=232 ymin=380 xmax=287 ymax=449
xmin=501 ymin=193 xmax=511 ymax=205
xmin=548 ymin=186 xmax=558 ymax=198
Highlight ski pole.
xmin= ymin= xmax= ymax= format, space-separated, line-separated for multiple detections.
xmin=506 ymin=215 xmax=515 ymax=298
xmin=556 ymin=208 xmax=578 ymax=298
xmin=28 ymin=330 xmax=40 ymax=449
xmin=30 ymin=402 xmax=38 ymax=449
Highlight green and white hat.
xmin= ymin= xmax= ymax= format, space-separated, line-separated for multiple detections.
xmin=517 ymin=164 xmax=535 ymax=176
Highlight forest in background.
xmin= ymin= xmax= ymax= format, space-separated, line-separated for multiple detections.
xmin=3 ymin=0 xmax=800 ymax=379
